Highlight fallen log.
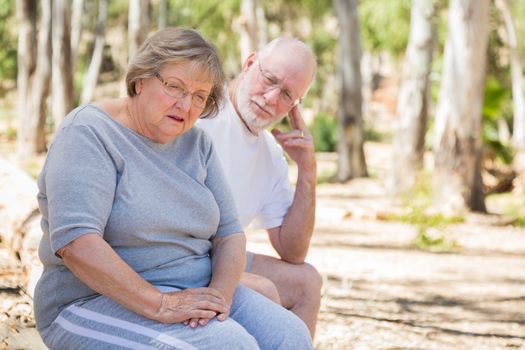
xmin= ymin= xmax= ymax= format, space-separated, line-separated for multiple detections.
xmin=0 ymin=157 xmax=42 ymax=297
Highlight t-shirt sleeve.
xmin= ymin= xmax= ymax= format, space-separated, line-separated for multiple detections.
xmin=203 ymin=139 xmax=244 ymax=239
xmin=251 ymin=156 xmax=294 ymax=230
xmin=42 ymin=124 xmax=117 ymax=254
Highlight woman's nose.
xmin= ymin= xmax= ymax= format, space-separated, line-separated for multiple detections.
xmin=176 ymin=93 xmax=192 ymax=112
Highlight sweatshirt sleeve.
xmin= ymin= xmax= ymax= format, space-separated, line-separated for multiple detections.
xmin=42 ymin=124 xmax=117 ymax=254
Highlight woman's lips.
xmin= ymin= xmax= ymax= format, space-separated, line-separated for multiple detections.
xmin=167 ymin=115 xmax=184 ymax=122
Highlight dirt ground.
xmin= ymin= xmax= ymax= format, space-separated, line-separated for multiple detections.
xmin=247 ymin=175 xmax=525 ymax=350
xmin=1 ymin=145 xmax=525 ymax=350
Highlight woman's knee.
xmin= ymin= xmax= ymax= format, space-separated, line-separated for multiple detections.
xmin=231 ymin=286 xmax=313 ymax=349
xmin=267 ymin=309 xmax=313 ymax=349
xmin=202 ymin=319 xmax=260 ymax=350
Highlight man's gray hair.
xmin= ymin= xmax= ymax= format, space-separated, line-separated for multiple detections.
xmin=257 ymin=37 xmax=317 ymax=81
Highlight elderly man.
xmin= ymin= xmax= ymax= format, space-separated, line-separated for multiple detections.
xmin=197 ymin=37 xmax=321 ymax=337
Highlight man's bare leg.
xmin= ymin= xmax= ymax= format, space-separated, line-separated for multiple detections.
xmin=240 ymin=272 xmax=281 ymax=304
xmin=247 ymin=254 xmax=322 ymax=338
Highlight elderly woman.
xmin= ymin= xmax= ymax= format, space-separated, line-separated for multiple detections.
xmin=34 ymin=28 xmax=312 ymax=350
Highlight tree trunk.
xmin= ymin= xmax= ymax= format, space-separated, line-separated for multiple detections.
xmin=335 ymin=0 xmax=367 ymax=181
xmin=16 ymin=0 xmax=37 ymax=146
xmin=158 ymin=0 xmax=167 ymax=29
xmin=433 ymin=0 xmax=489 ymax=213
xmin=70 ymin=0 xmax=84 ymax=65
xmin=128 ymin=0 xmax=150 ymax=60
xmin=17 ymin=0 xmax=52 ymax=160
xmin=81 ymin=0 xmax=108 ymax=104
xmin=240 ymin=0 xmax=259 ymax=61
xmin=389 ymin=0 xmax=438 ymax=195
xmin=256 ymin=2 xmax=267 ymax=48
xmin=495 ymin=0 xmax=525 ymax=188
xmin=52 ymin=0 xmax=74 ymax=130
xmin=0 ymin=157 xmax=42 ymax=297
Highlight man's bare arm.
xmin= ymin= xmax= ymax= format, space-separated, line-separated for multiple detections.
xmin=269 ymin=106 xmax=317 ymax=263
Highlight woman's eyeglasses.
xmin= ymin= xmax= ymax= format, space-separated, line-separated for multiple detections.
xmin=155 ymin=73 xmax=214 ymax=109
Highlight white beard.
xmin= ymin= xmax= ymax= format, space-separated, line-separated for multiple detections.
xmin=236 ymin=79 xmax=281 ymax=135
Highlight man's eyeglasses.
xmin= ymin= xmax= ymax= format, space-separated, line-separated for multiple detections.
xmin=155 ymin=73 xmax=214 ymax=109
xmin=256 ymin=61 xmax=302 ymax=108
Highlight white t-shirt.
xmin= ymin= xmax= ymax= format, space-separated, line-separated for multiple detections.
xmin=197 ymin=97 xmax=294 ymax=230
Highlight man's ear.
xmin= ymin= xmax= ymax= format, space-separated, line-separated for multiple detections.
xmin=242 ymin=52 xmax=257 ymax=72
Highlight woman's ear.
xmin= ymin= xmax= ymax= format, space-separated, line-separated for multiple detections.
xmin=135 ymin=79 xmax=143 ymax=94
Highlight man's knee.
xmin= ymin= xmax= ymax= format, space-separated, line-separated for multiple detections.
xmin=249 ymin=254 xmax=322 ymax=303
xmin=292 ymin=262 xmax=323 ymax=297
xmin=240 ymin=272 xmax=281 ymax=304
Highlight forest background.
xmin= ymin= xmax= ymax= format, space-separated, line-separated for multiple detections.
xmin=1 ymin=0 xmax=525 ymax=348
xmin=2 ymin=0 xmax=525 ymax=217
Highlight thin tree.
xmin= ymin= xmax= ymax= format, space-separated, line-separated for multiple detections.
xmin=158 ymin=0 xmax=168 ymax=29
xmin=433 ymin=0 xmax=490 ymax=212
xmin=240 ymin=0 xmax=259 ymax=61
xmin=16 ymin=0 xmax=52 ymax=159
xmin=128 ymin=0 xmax=150 ymax=60
xmin=334 ymin=0 xmax=367 ymax=181
xmin=71 ymin=0 xmax=84 ymax=64
xmin=389 ymin=0 xmax=438 ymax=195
xmin=81 ymin=0 xmax=108 ymax=104
xmin=256 ymin=2 xmax=267 ymax=49
xmin=52 ymin=0 xmax=74 ymax=130
xmin=495 ymin=0 xmax=525 ymax=178
xmin=16 ymin=0 xmax=36 ymax=140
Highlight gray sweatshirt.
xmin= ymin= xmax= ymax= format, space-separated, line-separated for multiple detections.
xmin=34 ymin=104 xmax=242 ymax=332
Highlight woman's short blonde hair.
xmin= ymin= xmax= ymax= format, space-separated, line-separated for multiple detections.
xmin=126 ymin=27 xmax=226 ymax=118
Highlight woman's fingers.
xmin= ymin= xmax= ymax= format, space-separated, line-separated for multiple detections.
xmin=156 ymin=288 xmax=230 ymax=324
xmin=190 ymin=287 xmax=228 ymax=302
xmin=216 ymin=311 xmax=229 ymax=321
xmin=188 ymin=318 xmax=199 ymax=328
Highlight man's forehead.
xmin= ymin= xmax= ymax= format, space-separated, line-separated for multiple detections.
xmin=261 ymin=44 xmax=315 ymax=75
xmin=262 ymin=54 xmax=314 ymax=96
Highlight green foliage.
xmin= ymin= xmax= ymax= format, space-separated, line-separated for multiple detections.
xmin=483 ymin=76 xmax=510 ymax=119
xmin=482 ymin=76 xmax=513 ymax=164
xmin=0 ymin=0 xmax=17 ymax=85
xmin=310 ymin=112 xmax=338 ymax=152
xmin=317 ymin=167 xmax=336 ymax=184
xmin=166 ymin=0 xmax=241 ymax=75
xmin=392 ymin=208 xmax=464 ymax=227
xmin=107 ymin=0 xmax=129 ymax=25
xmin=262 ymin=0 xmax=335 ymax=113
xmin=364 ymin=127 xmax=384 ymax=142
xmin=264 ymin=0 xmax=332 ymax=26
xmin=359 ymin=0 xmax=411 ymax=57
xmin=412 ymin=228 xmax=459 ymax=253
xmin=308 ymin=27 xmax=337 ymax=109
xmin=516 ymin=217 xmax=525 ymax=227
xmin=488 ymin=192 xmax=525 ymax=227
xmin=4 ymin=126 xmax=16 ymax=140
xmin=512 ymin=1 xmax=525 ymax=61
xmin=386 ymin=174 xmax=462 ymax=253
